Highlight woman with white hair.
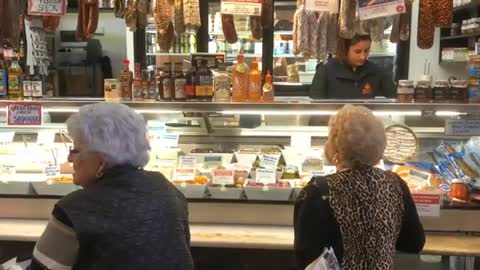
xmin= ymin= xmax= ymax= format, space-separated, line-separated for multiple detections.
xmin=294 ymin=105 xmax=425 ymax=270
xmin=29 ymin=103 xmax=193 ymax=270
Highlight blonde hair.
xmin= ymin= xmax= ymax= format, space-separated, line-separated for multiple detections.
xmin=325 ymin=105 xmax=386 ymax=169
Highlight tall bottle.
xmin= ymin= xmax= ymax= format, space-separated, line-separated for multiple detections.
xmin=142 ymin=70 xmax=154 ymax=101
xmin=262 ymin=70 xmax=274 ymax=103
xmin=248 ymin=60 xmax=262 ymax=102
xmin=132 ymin=63 xmax=143 ymax=101
xmin=195 ymin=59 xmax=214 ymax=101
xmin=23 ymin=65 xmax=32 ymax=99
xmin=214 ymin=61 xmax=231 ymax=102
xmin=173 ymin=62 xmax=187 ymax=101
xmin=232 ymin=51 xmax=249 ymax=102
xmin=119 ymin=59 xmax=133 ymax=101
xmin=0 ymin=49 xmax=7 ymax=96
xmin=8 ymin=55 xmax=23 ymax=100
xmin=32 ymin=66 xmax=44 ymax=100
xmin=159 ymin=63 xmax=173 ymax=101
xmin=185 ymin=59 xmax=197 ymax=100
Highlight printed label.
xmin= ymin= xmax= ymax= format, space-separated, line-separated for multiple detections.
xmin=175 ymin=78 xmax=187 ymax=99
xmin=185 ymin=85 xmax=195 ymax=96
xmin=412 ymin=193 xmax=441 ymax=217
xmin=179 ymin=156 xmax=196 ymax=168
xmin=212 ymin=169 xmax=234 ymax=185
xmin=255 ymin=168 xmax=277 ymax=185
xmin=23 ymin=80 xmax=33 ymax=97
xmin=162 ymin=79 xmax=172 ymax=99
xmin=132 ymin=82 xmax=143 ymax=100
xmin=32 ymin=81 xmax=43 ymax=97
xmin=174 ymin=168 xmax=195 ymax=181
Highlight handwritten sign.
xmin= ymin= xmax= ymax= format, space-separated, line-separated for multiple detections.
xmin=221 ymin=0 xmax=263 ymax=16
xmin=255 ymin=168 xmax=276 ymax=185
xmin=7 ymin=103 xmax=42 ymax=126
xmin=358 ymin=0 xmax=405 ymax=20
xmin=412 ymin=193 xmax=441 ymax=217
xmin=28 ymin=0 xmax=67 ymax=16
xmin=445 ymin=119 xmax=480 ymax=136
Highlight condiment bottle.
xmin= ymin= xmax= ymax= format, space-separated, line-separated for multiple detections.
xmin=397 ymin=80 xmax=414 ymax=103
xmin=214 ymin=60 xmax=231 ymax=102
xmin=119 ymin=59 xmax=133 ymax=101
xmin=414 ymin=80 xmax=433 ymax=103
xmin=185 ymin=59 xmax=197 ymax=100
xmin=23 ymin=65 xmax=32 ymax=100
xmin=196 ymin=59 xmax=214 ymax=101
xmin=7 ymin=54 xmax=23 ymax=100
xmin=450 ymin=80 xmax=467 ymax=103
xmin=248 ymin=59 xmax=262 ymax=102
xmin=132 ymin=63 xmax=143 ymax=101
xmin=159 ymin=63 xmax=173 ymax=101
xmin=141 ymin=70 xmax=152 ymax=101
xmin=262 ymin=70 xmax=274 ymax=103
xmin=450 ymin=179 xmax=468 ymax=204
xmin=32 ymin=66 xmax=44 ymax=100
xmin=232 ymin=51 xmax=249 ymax=102
xmin=173 ymin=62 xmax=187 ymax=101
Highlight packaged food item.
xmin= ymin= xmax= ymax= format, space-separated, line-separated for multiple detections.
xmin=159 ymin=63 xmax=173 ymax=101
xmin=469 ymin=55 xmax=480 ymax=79
xmin=397 ymin=80 xmax=415 ymax=103
xmin=414 ymin=80 xmax=433 ymax=103
xmin=132 ymin=63 xmax=143 ymax=101
xmin=173 ymin=62 xmax=187 ymax=101
xmin=231 ymin=51 xmax=249 ymax=102
xmin=450 ymin=79 xmax=467 ymax=103
xmin=213 ymin=60 xmax=231 ymax=102
xmin=104 ymin=79 xmax=122 ymax=102
xmin=468 ymin=78 xmax=480 ymax=103
xmin=119 ymin=59 xmax=133 ymax=101
xmin=262 ymin=70 xmax=275 ymax=103
xmin=195 ymin=59 xmax=214 ymax=101
xmin=462 ymin=137 xmax=480 ymax=175
xmin=248 ymin=59 xmax=262 ymax=102
xmin=450 ymin=179 xmax=468 ymax=203
xmin=432 ymin=80 xmax=450 ymax=102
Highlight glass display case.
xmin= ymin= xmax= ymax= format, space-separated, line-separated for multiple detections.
xmin=0 ymin=99 xmax=478 ymax=232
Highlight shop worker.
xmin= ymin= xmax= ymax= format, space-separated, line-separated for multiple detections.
xmin=28 ymin=103 xmax=193 ymax=270
xmin=310 ymin=34 xmax=396 ymax=99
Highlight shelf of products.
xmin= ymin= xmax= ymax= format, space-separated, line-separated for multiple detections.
xmin=441 ymin=33 xmax=480 ymax=40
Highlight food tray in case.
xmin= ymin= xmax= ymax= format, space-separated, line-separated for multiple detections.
xmin=0 ymin=182 xmax=34 ymax=195
xmin=244 ymin=185 xmax=293 ymax=201
xmin=175 ymin=184 xmax=208 ymax=199
xmin=32 ymin=182 xmax=80 ymax=196
xmin=208 ymin=186 xmax=245 ymax=200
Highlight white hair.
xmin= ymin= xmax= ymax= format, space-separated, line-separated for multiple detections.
xmin=66 ymin=103 xmax=150 ymax=168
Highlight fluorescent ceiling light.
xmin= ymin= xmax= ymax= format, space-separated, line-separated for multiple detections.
xmin=435 ymin=111 xmax=466 ymax=116
xmin=220 ymin=110 xmax=422 ymax=116
xmin=372 ymin=111 xmax=422 ymax=116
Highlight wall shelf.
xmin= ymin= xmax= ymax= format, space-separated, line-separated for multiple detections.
xmin=440 ymin=33 xmax=480 ymax=40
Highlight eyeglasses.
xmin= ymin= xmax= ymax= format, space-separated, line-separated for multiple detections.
xmin=69 ymin=146 xmax=81 ymax=155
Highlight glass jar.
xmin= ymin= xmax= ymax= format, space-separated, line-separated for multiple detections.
xmin=450 ymin=179 xmax=468 ymax=203
xmin=450 ymin=80 xmax=467 ymax=103
xmin=397 ymin=80 xmax=415 ymax=103
xmin=468 ymin=79 xmax=480 ymax=103
xmin=414 ymin=80 xmax=433 ymax=103
xmin=433 ymin=80 xmax=451 ymax=102
xmin=451 ymin=23 xmax=461 ymax=36
xmin=469 ymin=55 xmax=480 ymax=78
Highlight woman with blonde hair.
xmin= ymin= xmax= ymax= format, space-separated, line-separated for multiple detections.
xmin=294 ymin=105 xmax=425 ymax=269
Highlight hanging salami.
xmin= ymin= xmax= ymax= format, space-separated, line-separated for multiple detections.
xmin=250 ymin=16 xmax=263 ymax=40
xmin=433 ymin=0 xmax=453 ymax=27
xmin=174 ymin=0 xmax=186 ymax=34
xmin=339 ymin=0 xmax=356 ymax=39
xmin=399 ymin=2 xmax=412 ymax=41
xmin=222 ymin=14 xmax=238 ymax=44
xmin=417 ymin=0 xmax=435 ymax=49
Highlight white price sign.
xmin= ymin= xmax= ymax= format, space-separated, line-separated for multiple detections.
xmin=179 ymin=156 xmax=196 ymax=168
xmin=412 ymin=193 xmax=441 ymax=217
xmin=260 ymin=154 xmax=280 ymax=169
xmin=305 ymin=0 xmax=339 ymax=13
xmin=358 ymin=0 xmax=406 ymax=20
xmin=445 ymin=119 xmax=480 ymax=136
xmin=37 ymin=130 xmax=56 ymax=146
xmin=255 ymin=168 xmax=276 ymax=185
xmin=174 ymin=169 xmax=195 ymax=182
xmin=0 ymin=132 xmax=15 ymax=144
xmin=212 ymin=170 xmax=234 ymax=185
xmin=221 ymin=0 xmax=263 ymax=16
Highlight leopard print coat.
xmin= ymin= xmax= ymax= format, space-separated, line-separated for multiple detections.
xmin=326 ymin=167 xmax=404 ymax=270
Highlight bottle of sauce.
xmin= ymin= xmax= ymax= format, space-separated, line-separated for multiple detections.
xmin=185 ymin=59 xmax=197 ymax=100
xmin=32 ymin=66 xmax=44 ymax=100
xmin=8 ymin=55 xmax=23 ymax=100
xmin=196 ymin=59 xmax=213 ymax=101
xmin=132 ymin=63 xmax=143 ymax=101
xmin=173 ymin=62 xmax=187 ymax=101
xmin=214 ymin=60 xmax=231 ymax=102
xmin=159 ymin=63 xmax=173 ymax=101
xmin=232 ymin=51 xmax=249 ymax=102
xmin=0 ymin=50 xmax=8 ymax=96
xmin=262 ymin=70 xmax=274 ymax=103
xmin=148 ymin=70 xmax=158 ymax=101
xmin=142 ymin=70 xmax=155 ymax=101
xmin=23 ymin=65 xmax=32 ymax=100
xmin=119 ymin=59 xmax=133 ymax=101
xmin=248 ymin=60 xmax=262 ymax=102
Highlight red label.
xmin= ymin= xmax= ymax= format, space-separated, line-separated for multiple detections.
xmin=412 ymin=194 xmax=441 ymax=204
xmin=185 ymin=85 xmax=195 ymax=96
xmin=7 ymin=103 xmax=43 ymax=126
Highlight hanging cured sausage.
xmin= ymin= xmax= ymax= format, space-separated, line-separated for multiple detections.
xmin=417 ymin=0 xmax=435 ymax=49
xmin=250 ymin=16 xmax=263 ymax=40
xmin=137 ymin=0 xmax=149 ymax=30
xmin=174 ymin=0 xmax=186 ymax=34
xmin=42 ymin=16 xmax=61 ymax=32
xmin=316 ymin=12 xmax=328 ymax=62
xmin=183 ymin=0 xmax=201 ymax=30
xmin=339 ymin=0 xmax=356 ymax=39
xmin=125 ymin=0 xmax=138 ymax=32
xmin=433 ymin=0 xmax=453 ymax=27
xmin=112 ymin=0 xmax=126 ymax=18
xmin=0 ymin=0 xmax=22 ymax=48
xmin=157 ymin=22 xmax=175 ymax=52
xmin=77 ymin=0 xmax=99 ymax=40
xmin=261 ymin=0 xmax=273 ymax=30
xmin=153 ymin=0 xmax=173 ymax=34
xmin=222 ymin=14 xmax=238 ymax=44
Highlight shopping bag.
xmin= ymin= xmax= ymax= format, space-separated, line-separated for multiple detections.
xmin=305 ymin=248 xmax=341 ymax=270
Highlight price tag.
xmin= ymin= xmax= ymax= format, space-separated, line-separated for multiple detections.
xmin=3 ymin=49 xmax=13 ymax=60
xmin=212 ymin=170 xmax=234 ymax=185
xmin=305 ymin=0 xmax=339 ymax=13
xmin=235 ymin=153 xmax=258 ymax=165
xmin=291 ymin=134 xmax=312 ymax=149
xmin=7 ymin=103 xmax=43 ymax=126
xmin=412 ymin=193 xmax=441 ymax=217
xmin=37 ymin=130 xmax=56 ymax=146
xmin=358 ymin=0 xmax=405 ymax=20
xmin=204 ymin=155 xmax=223 ymax=165
xmin=255 ymin=168 xmax=276 ymax=185
xmin=260 ymin=154 xmax=280 ymax=169
xmin=179 ymin=156 xmax=196 ymax=168
xmin=28 ymin=0 xmax=67 ymax=16
xmin=0 ymin=131 xmax=15 ymax=144
xmin=159 ymin=133 xmax=179 ymax=148
xmin=43 ymin=165 xmax=59 ymax=177
xmin=445 ymin=119 xmax=480 ymax=136
xmin=174 ymin=168 xmax=195 ymax=182
xmin=221 ymin=0 xmax=263 ymax=16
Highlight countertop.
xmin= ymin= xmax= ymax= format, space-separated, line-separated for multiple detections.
xmin=0 ymin=219 xmax=479 ymax=256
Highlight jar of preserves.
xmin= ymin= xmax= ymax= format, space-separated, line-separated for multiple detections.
xmin=397 ymin=80 xmax=415 ymax=103
xmin=450 ymin=80 xmax=467 ymax=103
xmin=450 ymin=179 xmax=468 ymax=203
xmin=432 ymin=80 xmax=450 ymax=102
xmin=468 ymin=78 xmax=480 ymax=103
xmin=469 ymin=55 xmax=480 ymax=78
xmin=414 ymin=80 xmax=433 ymax=103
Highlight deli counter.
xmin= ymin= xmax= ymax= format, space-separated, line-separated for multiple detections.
xmin=0 ymin=98 xmax=479 ymax=260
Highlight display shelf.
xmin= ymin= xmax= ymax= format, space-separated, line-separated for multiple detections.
xmin=146 ymin=53 xmax=191 ymax=56
xmin=440 ymin=33 xmax=480 ymax=40
xmin=453 ymin=2 xmax=480 ymax=13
